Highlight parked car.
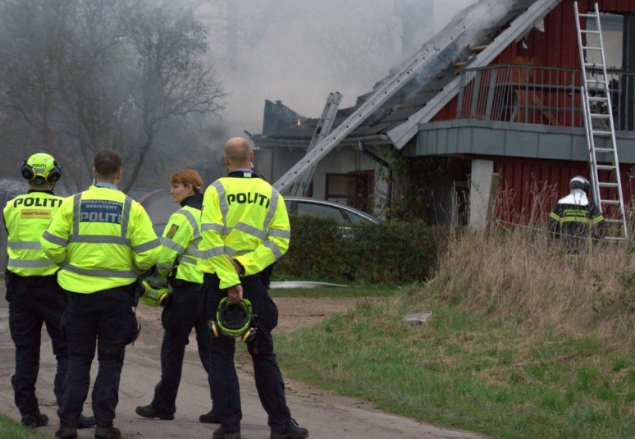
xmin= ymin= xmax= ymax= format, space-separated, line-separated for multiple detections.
xmin=284 ymin=197 xmax=380 ymax=223
xmin=139 ymin=191 xmax=381 ymax=239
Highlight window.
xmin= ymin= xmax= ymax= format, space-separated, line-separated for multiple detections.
xmin=325 ymin=171 xmax=375 ymax=213
xmin=586 ymin=13 xmax=624 ymax=70
xmin=344 ymin=211 xmax=368 ymax=223
xmin=296 ymin=202 xmax=347 ymax=221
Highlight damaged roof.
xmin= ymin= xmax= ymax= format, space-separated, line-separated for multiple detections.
xmin=252 ymin=0 xmax=553 ymax=149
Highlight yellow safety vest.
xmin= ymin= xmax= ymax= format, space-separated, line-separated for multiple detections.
xmin=157 ymin=204 xmax=204 ymax=284
xmin=41 ymin=186 xmax=161 ymax=294
xmin=198 ymin=172 xmax=291 ymax=289
xmin=3 ymin=191 xmax=64 ymax=277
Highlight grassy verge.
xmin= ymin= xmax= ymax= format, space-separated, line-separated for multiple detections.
xmin=269 ymin=283 xmax=407 ymax=298
xmin=0 ymin=414 xmax=51 ymax=439
xmin=277 ymin=295 xmax=635 ymax=439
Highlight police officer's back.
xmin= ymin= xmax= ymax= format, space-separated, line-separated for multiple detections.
xmin=198 ymin=138 xmax=309 ymax=439
xmin=41 ymin=149 xmax=161 ymax=439
xmin=549 ymin=176 xmax=604 ymax=254
xmin=135 ymin=170 xmax=218 ymax=423
xmin=3 ymin=154 xmax=74 ymax=429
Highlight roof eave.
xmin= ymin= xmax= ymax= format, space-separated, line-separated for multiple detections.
xmin=255 ymin=134 xmax=392 ymax=150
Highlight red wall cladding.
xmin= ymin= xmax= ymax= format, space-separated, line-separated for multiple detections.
xmin=493 ymin=156 xmax=635 ymax=222
xmin=495 ymin=0 xmax=635 ymax=69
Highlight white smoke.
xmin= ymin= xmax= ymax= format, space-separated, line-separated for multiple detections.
xmin=203 ymin=0 xmax=521 ymax=137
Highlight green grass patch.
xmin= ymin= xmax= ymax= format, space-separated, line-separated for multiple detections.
xmin=269 ymin=283 xmax=406 ymax=298
xmin=0 ymin=414 xmax=51 ymax=438
xmin=276 ymin=295 xmax=635 ymax=439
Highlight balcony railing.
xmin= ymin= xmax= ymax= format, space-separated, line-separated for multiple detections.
xmin=456 ymin=64 xmax=635 ymax=132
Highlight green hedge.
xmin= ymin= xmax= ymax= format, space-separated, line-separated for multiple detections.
xmin=276 ymin=215 xmax=447 ymax=283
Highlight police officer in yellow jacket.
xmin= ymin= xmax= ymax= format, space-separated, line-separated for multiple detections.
xmin=199 ymin=138 xmax=308 ymax=439
xmin=41 ymin=149 xmax=161 ymax=439
xmin=3 ymin=154 xmax=94 ymax=430
xmin=135 ymin=170 xmax=218 ymax=424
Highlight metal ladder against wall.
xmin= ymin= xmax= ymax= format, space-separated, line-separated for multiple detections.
xmin=289 ymin=92 xmax=342 ymax=197
xmin=574 ymin=2 xmax=628 ymax=240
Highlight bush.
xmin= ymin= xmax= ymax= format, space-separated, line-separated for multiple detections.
xmin=276 ymin=215 xmax=447 ymax=283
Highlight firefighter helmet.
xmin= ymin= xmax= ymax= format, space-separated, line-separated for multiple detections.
xmin=570 ymin=176 xmax=590 ymax=194
xmin=209 ymin=298 xmax=256 ymax=343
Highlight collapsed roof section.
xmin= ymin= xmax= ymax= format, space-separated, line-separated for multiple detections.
xmin=252 ymin=0 xmax=561 ymax=150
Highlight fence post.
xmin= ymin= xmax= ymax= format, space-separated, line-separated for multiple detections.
xmin=571 ymin=70 xmax=576 ymax=127
xmin=485 ymin=68 xmax=498 ymax=120
xmin=456 ymin=72 xmax=467 ymax=119
xmin=470 ymin=71 xmax=483 ymax=118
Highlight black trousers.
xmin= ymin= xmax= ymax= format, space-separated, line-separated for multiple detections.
xmin=204 ymin=273 xmax=291 ymax=434
xmin=57 ymin=287 xmax=136 ymax=428
xmin=150 ymin=282 xmax=215 ymax=414
xmin=8 ymin=275 xmax=68 ymax=416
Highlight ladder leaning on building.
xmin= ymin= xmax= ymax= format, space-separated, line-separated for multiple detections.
xmin=575 ymin=1 xmax=628 ymax=240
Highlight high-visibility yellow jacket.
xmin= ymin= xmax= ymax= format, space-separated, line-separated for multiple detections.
xmin=157 ymin=196 xmax=204 ymax=284
xmin=3 ymin=190 xmax=65 ymax=277
xmin=198 ymin=171 xmax=291 ymax=289
xmin=41 ymin=185 xmax=161 ymax=293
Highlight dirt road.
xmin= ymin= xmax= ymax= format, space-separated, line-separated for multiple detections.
xmin=0 ymin=287 xmax=486 ymax=439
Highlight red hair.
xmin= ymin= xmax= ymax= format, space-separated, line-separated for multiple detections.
xmin=170 ymin=170 xmax=203 ymax=195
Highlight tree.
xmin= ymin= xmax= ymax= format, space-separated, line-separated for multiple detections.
xmin=0 ymin=0 xmax=88 ymax=189
xmin=0 ymin=0 xmax=226 ymax=192
xmin=121 ymin=2 xmax=225 ymax=192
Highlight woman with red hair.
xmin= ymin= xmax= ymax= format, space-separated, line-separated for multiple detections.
xmin=135 ymin=170 xmax=218 ymax=424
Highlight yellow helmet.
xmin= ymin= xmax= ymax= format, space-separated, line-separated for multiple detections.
xmin=21 ymin=153 xmax=62 ymax=183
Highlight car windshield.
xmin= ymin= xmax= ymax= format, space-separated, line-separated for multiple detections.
xmin=297 ymin=202 xmax=347 ymax=221
xmin=345 ymin=211 xmax=369 ymax=223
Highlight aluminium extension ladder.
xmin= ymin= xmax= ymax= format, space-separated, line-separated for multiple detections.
xmin=574 ymin=2 xmax=628 ymax=240
xmin=289 ymin=92 xmax=342 ymax=197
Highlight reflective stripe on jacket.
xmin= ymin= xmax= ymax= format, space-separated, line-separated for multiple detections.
xmin=41 ymin=186 xmax=161 ymax=293
xmin=548 ymin=192 xmax=603 ymax=254
xmin=198 ymin=173 xmax=291 ymax=289
xmin=3 ymin=191 xmax=65 ymax=277
xmin=158 ymin=204 xmax=204 ymax=284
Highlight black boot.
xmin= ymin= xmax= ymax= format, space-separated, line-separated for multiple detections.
xmin=55 ymin=424 xmax=78 ymax=439
xmin=199 ymin=409 xmax=221 ymax=424
xmin=95 ymin=425 xmax=122 ymax=439
xmin=21 ymin=410 xmax=48 ymax=428
xmin=213 ymin=425 xmax=241 ymax=439
xmin=135 ymin=404 xmax=175 ymax=420
xmin=271 ymin=419 xmax=309 ymax=439
xmin=78 ymin=414 xmax=96 ymax=428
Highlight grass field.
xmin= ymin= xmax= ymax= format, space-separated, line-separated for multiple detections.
xmin=0 ymin=414 xmax=51 ymax=439
xmin=276 ymin=294 xmax=635 ymax=439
